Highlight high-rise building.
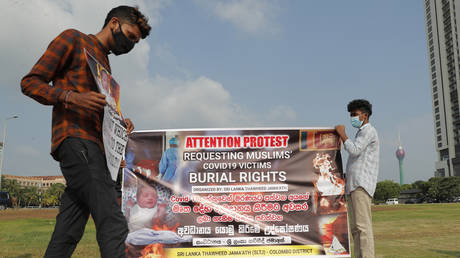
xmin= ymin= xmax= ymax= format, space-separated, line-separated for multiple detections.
xmin=424 ymin=0 xmax=460 ymax=177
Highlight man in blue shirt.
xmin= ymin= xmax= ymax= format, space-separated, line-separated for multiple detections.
xmin=336 ymin=99 xmax=379 ymax=258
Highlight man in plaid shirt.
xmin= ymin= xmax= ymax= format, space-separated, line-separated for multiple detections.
xmin=336 ymin=99 xmax=379 ymax=258
xmin=21 ymin=6 xmax=151 ymax=258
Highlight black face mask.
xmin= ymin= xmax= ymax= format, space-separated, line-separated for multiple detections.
xmin=110 ymin=23 xmax=135 ymax=55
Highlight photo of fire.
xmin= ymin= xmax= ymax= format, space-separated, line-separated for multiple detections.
xmin=319 ymin=214 xmax=349 ymax=255
xmin=312 ymin=153 xmax=346 ymax=215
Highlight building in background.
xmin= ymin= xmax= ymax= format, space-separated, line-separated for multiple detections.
xmin=3 ymin=174 xmax=65 ymax=189
xmin=424 ymin=0 xmax=460 ymax=177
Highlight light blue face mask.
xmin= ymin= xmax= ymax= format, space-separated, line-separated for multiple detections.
xmin=350 ymin=116 xmax=363 ymax=128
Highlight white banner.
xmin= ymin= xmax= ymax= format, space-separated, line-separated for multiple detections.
xmin=85 ymin=49 xmax=128 ymax=180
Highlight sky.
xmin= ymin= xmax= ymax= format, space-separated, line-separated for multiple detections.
xmin=0 ymin=0 xmax=435 ymax=184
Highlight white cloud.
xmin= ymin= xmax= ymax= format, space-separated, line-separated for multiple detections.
xmin=113 ymin=47 xmax=297 ymax=130
xmin=0 ymin=0 xmax=165 ymax=176
xmin=113 ymin=48 xmax=298 ymax=129
xmin=0 ymin=0 xmax=161 ymax=97
xmin=1 ymin=0 xmax=291 ymax=129
xmin=0 ymin=0 xmax=296 ymax=176
xmin=120 ymin=75 xmax=250 ymax=129
xmin=196 ymin=0 xmax=281 ymax=35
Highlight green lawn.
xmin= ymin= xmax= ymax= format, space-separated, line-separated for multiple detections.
xmin=0 ymin=209 xmax=99 ymax=257
xmin=372 ymin=203 xmax=460 ymax=258
xmin=0 ymin=204 xmax=459 ymax=257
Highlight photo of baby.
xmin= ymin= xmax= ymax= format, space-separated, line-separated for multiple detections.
xmin=126 ymin=183 xmax=167 ymax=232
xmin=122 ymin=169 xmax=191 ymax=257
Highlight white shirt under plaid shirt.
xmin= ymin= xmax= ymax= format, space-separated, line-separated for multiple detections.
xmin=344 ymin=123 xmax=379 ymax=196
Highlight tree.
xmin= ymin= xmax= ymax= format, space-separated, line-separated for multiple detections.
xmin=400 ymin=184 xmax=412 ymax=191
xmin=425 ymin=177 xmax=460 ymax=202
xmin=374 ymin=180 xmax=400 ymax=202
xmin=1 ymin=177 xmax=22 ymax=207
xmin=427 ymin=177 xmax=442 ymax=202
xmin=1 ymin=177 xmax=67 ymax=207
xmin=47 ymin=183 xmax=65 ymax=197
xmin=412 ymin=180 xmax=430 ymax=198
xmin=439 ymin=177 xmax=460 ymax=202
xmin=41 ymin=190 xmax=55 ymax=207
xmin=22 ymin=186 xmax=39 ymax=206
xmin=43 ymin=183 xmax=65 ymax=207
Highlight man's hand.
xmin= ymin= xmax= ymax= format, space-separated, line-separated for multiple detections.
xmin=67 ymin=91 xmax=107 ymax=111
xmin=335 ymin=125 xmax=348 ymax=142
xmin=125 ymin=118 xmax=134 ymax=134
xmin=120 ymin=159 xmax=127 ymax=168
xmin=335 ymin=125 xmax=345 ymax=135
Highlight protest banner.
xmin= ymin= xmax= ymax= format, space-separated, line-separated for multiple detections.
xmin=122 ymin=128 xmax=350 ymax=258
xmin=85 ymin=49 xmax=128 ymax=181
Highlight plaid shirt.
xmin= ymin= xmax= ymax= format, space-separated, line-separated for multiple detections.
xmin=21 ymin=29 xmax=110 ymax=160
xmin=344 ymin=123 xmax=380 ymax=196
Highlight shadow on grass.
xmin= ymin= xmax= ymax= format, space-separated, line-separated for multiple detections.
xmin=431 ymin=250 xmax=460 ymax=257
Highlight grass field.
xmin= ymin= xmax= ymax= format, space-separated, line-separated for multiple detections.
xmin=0 ymin=209 xmax=99 ymax=257
xmin=0 ymin=204 xmax=459 ymax=257
xmin=372 ymin=203 xmax=460 ymax=258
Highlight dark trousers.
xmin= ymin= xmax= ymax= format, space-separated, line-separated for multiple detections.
xmin=44 ymin=138 xmax=128 ymax=258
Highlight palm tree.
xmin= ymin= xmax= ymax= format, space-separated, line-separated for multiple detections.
xmin=1 ymin=177 xmax=22 ymax=207
xmin=42 ymin=183 xmax=65 ymax=207
xmin=22 ymin=186 xmax=39 ymax=206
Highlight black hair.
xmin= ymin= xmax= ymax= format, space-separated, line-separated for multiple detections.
xmin=103 ymin=5 xmax=151 ymax=39
xmin=347 ymin=99 xmax=372 ymax=117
